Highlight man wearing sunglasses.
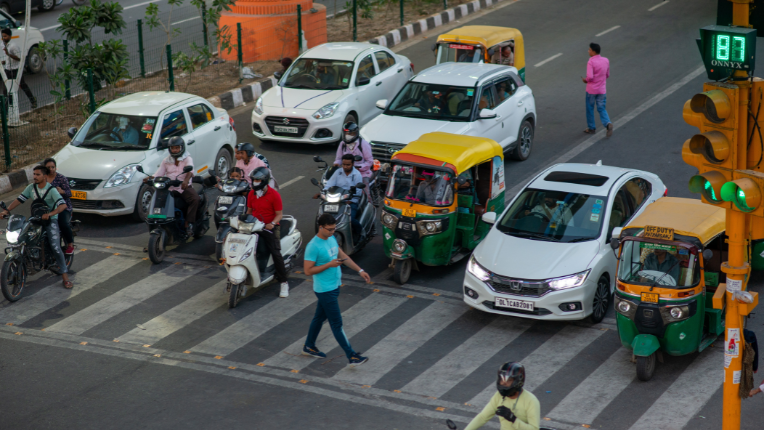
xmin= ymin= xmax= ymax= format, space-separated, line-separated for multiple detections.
xmin=465 ymin=362 xmax=540 ymax=430
xmin=302 ymin=213 xmax=372 ymax=366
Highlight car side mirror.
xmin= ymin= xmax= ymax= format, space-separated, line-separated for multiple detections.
xmin=478 ymin=108 xmax=497 ymax=119
xmin=703 ymin=249 xmax=713 ymax=261
xmin=313 ymin=155 xmax=323 ymax=163
xmin=376 ymin=99 xmax=388 ymax=110
xmin=310 ymin=178 xmax=319 ymax=186
xmin=183 ymin=165 xmax=194 ymax=173
xmin=358 ymin=76 xmax=370 ymax=86
xmin=610 ymin=238 xmax=620 ymax=251
xmin=135 ymin=165 xmax=144 ymax=173
xmin=207 ymin=169 xmax=215 ymax=178
xmin=481 ymin=212 xmax=497 ymax=224
xmin=610 ymin=227 xmax=622 ymax=244
xmin=274 ymin=71 xmax=283 ymax=80
xmin=67 ymin=127 xmax=77 ymax=139
xmin=354 ymin=155 xmax=362 ymax=162
xmin=381 ymin=163 xmax=390 ymax=173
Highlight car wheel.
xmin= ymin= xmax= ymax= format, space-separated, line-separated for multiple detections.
xmin=510 ymin=120 xmax=534 ymax=161
xmin=131 ymin=183 xmax=154 ymax=223
xmin=590 ymin=274 xmax=610 ymax=324
xmin=38 ymin=0 xmax=55 ymax=11
xmin=215 ymin=147 xmax=233 ymax=178
xmin=25 ymin=47 xmax=43 ymax=75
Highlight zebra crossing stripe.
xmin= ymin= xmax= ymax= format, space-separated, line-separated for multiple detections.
xmin=0 ymin=256 xmax=141 ymax=325
xmin=333 ymin=301 xmax=467 ymax=386
xmin=263 ymin=292 xmax=407 ymax=371
xmin=402 ymin=317 xmax=534 ymax=398
xmin=189 ymin=284 xmax=316 ymax=356
xmin=45 ymin=264 xmax=204 ymax=336
xmin=115 ymin=280 xmax=228 ymax=345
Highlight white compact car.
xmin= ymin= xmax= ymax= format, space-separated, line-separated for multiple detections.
xmin=463 ymin=162 xmax=666 ymax=323
xmin=361 ymin=62 xmax=536 ymax=164
xmin=55 ymin=91 xmax=237 ymax=221
xmin=251 ymin=42 xmax=413 ymax=144
xmin=0 ymin=11 xmax=45 ymax=74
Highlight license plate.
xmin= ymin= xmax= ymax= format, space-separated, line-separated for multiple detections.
xmin=403 ymin=208 xmax=416 ymax=217
xmin=71 ymin=190 xmax=86 ymax=200
xmin=218 ymin=196 xmax=233 ymax=204
xmin=495 ymin=297 xmax=534 ymax=312
xmin=398 ymin=222 xmax=413 ymax=230
xmin=324 ymin=204 xmax=339 ymax=213
xmin=641 ymin=292 xmax=660 ymax=303
xmin=274 ymin=126 xmax=298 ymax=133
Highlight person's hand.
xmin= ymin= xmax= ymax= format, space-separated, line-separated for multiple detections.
xmin=265 ymin=222 xmax=274 ymax=230
xmin=360 ymin=270 xmax=371 ymax=283
xmin=0 ymin=209 xmax=8 ymax=218
xmin=495 ymin=406 xmax=516 ymax=423
xmin=333 ymin=163 xmax=339 ymax=167
xmin=581 ymin=77 xmax=587 ymax=83
xmin=750 ymin=387 xmax=762 ymax=397
xmin=313 ymin=193 xmax=320 ymax=199
xmin=142 ymin=176 xmax=152 ymax=183
xmin=238 ymin=213 xmax=248 ymax=222
xmin=327 ymin=259 xmax=343 ymax=268
xmin=41 ymin=213 xmax=50 ymax=221
xmin=56 ymin=187 xmax=64 ymax=194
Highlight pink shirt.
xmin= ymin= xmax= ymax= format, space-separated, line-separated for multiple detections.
xmin=586 ymin=55 xmax=610 ymax=95
xmin=236 ymin=157 xmax=267 ymax=184
xmin=334 ymin=139 xmax=373 ymax=178
xmin=154 ymin=153 xmax=194 ymax=193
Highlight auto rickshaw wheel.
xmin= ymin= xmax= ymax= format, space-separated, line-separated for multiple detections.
xmin=636 ymin=353 xmax=656 ymax=381
xmin=393 ymin=259 xmax=412 ymax=284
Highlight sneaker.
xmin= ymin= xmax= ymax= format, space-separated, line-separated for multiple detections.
xmin=583 ymin=128 xmax=596 ymax=134
xmin=279 ymin=282 xmax=289 ymax=298
xmin=64 ymin=245 xmax=75 ymax=255
xmin=606 ymin=123 xmax=614 ymax=137
xmin=302 ymin=345 xmax=326 ymax=358
xmin=348 ymin=353 xmax=368 ymax=366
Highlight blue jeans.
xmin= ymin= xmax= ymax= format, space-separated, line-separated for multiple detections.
xmin=305 ymin=287 xmax=355 ymax=359
xmin=45 ymin=221 xmax=68 ymax=274
xmin=349 ymin=202 xmax=362 ymax=240
xmin=586 ymin=93 xmax=611 ymax=130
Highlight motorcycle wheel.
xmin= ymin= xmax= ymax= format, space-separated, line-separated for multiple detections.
xmin=1 ymin=259 xmax=27 ymax=302
xmin=393 ymin=259 xmax=411 ymax=285
xmin=148 ymin=232 xmax=166 ymax=264
xmin=228 ymin=283 xmax=242 ymax=309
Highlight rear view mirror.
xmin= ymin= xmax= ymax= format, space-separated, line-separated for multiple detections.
xmin=610 ymin=227 xmax=622 ymax=243
xmin=310 ymin=178 xmax=319 ymax=186
xmin=274 ymin=71 xmax=283 ymax=80
xmin=376 ymin=99 xmax=388 ymax=110
xmin=313 ymin=155 xmax=323 ymax=163
xmin=135 ymin=165 xmax=144 ymax=173
xmin=431 ymin=43 xmax=437 ymax=52
xmin=457 ymin=176 xmax=467 ymax=185
xmin=358 ymin=77 xmax=370 ymax=86
xmin=67 ymin=127 xmax=77 ymax=139
xmin=356 ymin=182 xmax=366 ymax=189
xmin=482 ymin=212 xmax=497 ymax=224
xmin=610 ymin=239 xmax=620 ymax=250
xmin=703 ymin=249 xmax=713 ymax=261
xmin=446 ymin=419 xmax=457 ymax=430
xmin=15 ymin=21 xmax=21 ymax=28
xmin=183 ymin=165 xmax=194 ymax=173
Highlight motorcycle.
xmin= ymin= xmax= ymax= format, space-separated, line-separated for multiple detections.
xmin=446 ymin=418 xmax=555 ymax=430
xmin=136 ymin=165 xmax=211 ymax=264
xmin=223 ymin=215 xmax=302 ymax=308
xmin=0 ymin=201 xmax=74 ymax=302
xmin=207 ymin=170 xmax=250 ymax=262
xmin=313 ymin=155 xmax=382 ymax=206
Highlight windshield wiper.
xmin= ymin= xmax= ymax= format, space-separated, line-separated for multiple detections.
xmin=106 ymin=145 xmax=145 ymax=150
xmin=286 ymin=84 xmax=315 ymax=89
xmin=511 ymin=231 xmax=560 ymax=242
xmin=76 ymin=142 xmax=109 ymax=148
xmin=567 ymin=237 xmax=594 ymax=243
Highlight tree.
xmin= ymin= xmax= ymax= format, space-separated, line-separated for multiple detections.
xmin=144 ymin=0 xmax=184 ymax=47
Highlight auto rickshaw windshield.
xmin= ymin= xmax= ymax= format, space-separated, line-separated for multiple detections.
xmin=617 ymin=240 xmax=700 ymax=288
xmin=386 ymin=164 xmax=454 ymax=206
xmin=437 ymin=43 xmax=484 ymax=63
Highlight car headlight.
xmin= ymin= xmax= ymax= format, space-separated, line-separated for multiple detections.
xmin=467 ymin=255 xmax=491 ymax=282
xmin=547 ymin=270 xmax=590 ymax=290
xmin=5 ymin=230 xmax=19 ymax=244
xmin=327 ymin=193 xmax=341 ymax=203
xmin=312 ymin=102 xmax=340 ymax=120
xmin=617 ymin=301 xmax=631 ymax=313
xmin=254 ymin=97 xmax=264 ymax=115
xmin=105 ymin=164 xmax=140 ymax=188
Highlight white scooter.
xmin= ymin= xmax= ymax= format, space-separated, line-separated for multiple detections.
xmin=223 ymin=215 xmax=302 ymax=308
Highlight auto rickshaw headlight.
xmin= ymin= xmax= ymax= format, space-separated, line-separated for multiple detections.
xmin=382 ymin=212 xmax=398 ymax=229
xmin=393 ymin=239 xmax=407 ymax=253
xmin=617 ymin=301 xmax=631 ymax=313
xmin=670 ymin=307 xmax=683 ymax=319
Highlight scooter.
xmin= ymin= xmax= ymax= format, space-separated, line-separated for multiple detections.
xmin=313 ymin=155 xmax=382 ymax=206
xmin=223 ymin=215 xmax=302 ymax=308
xmin=446 ymin=418 xmax=555 ymax=430
xmin=207 ymin=170 xmax=250 ymax=262
xmin=136 ymin=165 xmax=211 ymax=264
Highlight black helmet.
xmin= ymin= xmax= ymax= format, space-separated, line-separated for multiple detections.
xmin=168 ymin=136 xmax=185 ymax=159
xmin=236 ymin=142 xmax=256 ymax=158
xmin=497 ymin=362 xmax=525 ymax=398
xmin=250 ymin=167 xmax=270 ymax=191
xmin=343 ymin=121 xmax=359 ymax=145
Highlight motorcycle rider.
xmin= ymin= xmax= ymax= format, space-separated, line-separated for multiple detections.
xmin=234 ymin=142 xmax=275 ymax=186
xmin=242 ymin=167 xmax=290 ymax=298
xmin=465 ymin=362 xmax=540 ymax=430
xmin=321 ymin=153 xmax=363 ymax=242
xmin=334 ymin=121 xmax=374 ymax=204
xmin=0 ymin=165 xmax=72 ymax=289
xmin=215 ymin=167 xmax=245 ymax=191
xmin=142 ymin=136 xmax=199 ymax=237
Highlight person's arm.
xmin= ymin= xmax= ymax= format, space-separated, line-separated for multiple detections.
xmin=1 ymin=198 xmax=22 ymax=216
xmin=585 ymin=59 xmax=594 ymax=84
xmin=303 ymin=242 xmax=343 ymax=276
xmin=361 ymin=142 xmax=373 ymax=170
xmin=325 ymin=170 xmax=337 ymax=190
xmin=337 ymin=247 xmax=371 ymax=283
xmin=606 ymin=59 xmax=610 ymax=79
xmin=5 ymin=44 xmax=19 ymax=62
xmin=334 ymin=143 xmax=343 ymax=166
xmin=42 ymin=202 xmax=67 ymax=221
xmin=245 ymin=191 xmax=254 ymax=215
xmin=266 ymin=192 xmax=283 ymax=229
xmin=510 ymin=396 xmax=540 ymax=430
xmin=57 ymin=176 xmax=72 ymax=199
xmin=146 ymin=163 xmax=166 ymax=182
xmin=464 ymin=393 xmax=500 ymax=430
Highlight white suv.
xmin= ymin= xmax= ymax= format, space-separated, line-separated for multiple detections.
xmin=361 ymin=63 xmax=536 ymax=164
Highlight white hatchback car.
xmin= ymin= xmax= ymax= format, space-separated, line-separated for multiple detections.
xmin=464 ymin=163 xmax=666 ymax=323
xmin=55 ymin=91 xmax=237 ymax=221
xmin=361 ymin=62 xmax=536 ymax=164
xmin=251 ymin=42 xmax=413 ymax=144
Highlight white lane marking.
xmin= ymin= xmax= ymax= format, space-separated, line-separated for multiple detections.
xmin=333 ymin=301 xmax=467 ymax=386
xmin=648 ymin=1 xmax=668 ymax=11
xmin=505 ymin=65 xmax=706 ymax=201
xmin=468 ymin=324 xmax=607 ymax=406
xmin=279 ymin=175 xmax=305 ymax=189
xmin=172 ymin=16 xmax=199 ymax=26
xmin=115 ymin=280 xmax=227 ymax=345
xmin=628 ymin=348 xmax=722 ymax=430
xmin=534 ymin=53 xmax=562 ymax=68
xmin=46 ymin=264 xmax=204 ymax=336
xmin=124 ymin=0 xmax=161 ymax=11
xmin=190 ymin=284 xmax=317 ymax=356
xmin=40 ymin=24 xmax=61 ymax=32
xmin=0 ymin=256 xmax=141 ymax=325
xmin=595 ymin=25 xmax=621 ymax=37
xmin=263 ymin=293 xmax=407 ymax=370
xmin=402 ymin=317 xmax=533 ymax=398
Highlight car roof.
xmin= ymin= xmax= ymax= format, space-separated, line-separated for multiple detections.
xmin=528 ymin=163 xmax=639 ymax=195
xmin=98 ymin=91 xmax=199 ymax=116
xmin=413 ymin=63 xmax=515 ymax=86
xmin=301 ymin=42 xmax=377 ymax=61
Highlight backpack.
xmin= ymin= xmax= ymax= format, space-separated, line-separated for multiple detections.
xmin=31 ymin=185 xmax=53 ymax=224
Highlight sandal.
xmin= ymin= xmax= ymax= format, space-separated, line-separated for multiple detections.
xmin=63 ymin=280 xmax=73 ymax=289
xmin=583 ymin=128 xmax=596 ymax=134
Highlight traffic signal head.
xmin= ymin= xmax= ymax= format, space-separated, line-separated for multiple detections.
xmin=721 ymin=170 xmax=764 ymax=216
xmin=690 ymin=90 xmax=732 ymax=123
xmin=689 ymin=170 xmax=728 ymax=205
xmin=688 ymin=131 xmax=730 ymax=164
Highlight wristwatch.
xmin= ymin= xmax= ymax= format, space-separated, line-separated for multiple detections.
xmin=358 ymin=269 xmax=365 ymax=274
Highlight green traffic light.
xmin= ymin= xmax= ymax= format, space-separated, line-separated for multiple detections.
xmin=704 ymin=180 xmax=719 ymax=201
xmin=689 ymin=175 xmax=723 ymax=204
xmin=735 ymin=188 xmax=755 ymax=212
xmin=721 ymin=179 xmax=761 ymax=213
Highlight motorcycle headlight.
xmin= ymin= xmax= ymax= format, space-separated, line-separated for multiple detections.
xmin=254 ymin=97 xmax=264 ymax=115
xmin=547 ymin=270 xmax=590 ymax=290
xmin=105 ymin=164 xmax=140 ymax=188
xmin=467 ymin=255 xmax=491 ymax=282
xmin=222 ymin=184 xmax=237 ymax=193
xmin=327 ymin=193 xmax=341 ymax=203
xmin=312 ymin=102 xmax=340 ymax=120
xmin=5 ymin=230 xmax=19 ymax=244
xmin=239 ymin=247 xmax=254 ymax=263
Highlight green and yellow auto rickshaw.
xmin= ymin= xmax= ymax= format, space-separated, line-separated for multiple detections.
xmin=433 ymin=26 xmax=526 ymax=81
xmin=380 ymin=132 xmax=506 ymax=284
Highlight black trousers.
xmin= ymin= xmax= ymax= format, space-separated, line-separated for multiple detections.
xmin=257 ymin=227 xmax=287 ymax=283
xmin=3 ymin=69 xmax=35 ymax=105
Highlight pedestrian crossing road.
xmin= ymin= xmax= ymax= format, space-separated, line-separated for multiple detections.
xmin=0 ymin=240 xmax=723 ymax=430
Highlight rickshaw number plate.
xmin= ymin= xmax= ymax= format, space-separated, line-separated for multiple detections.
xmin=641 ymin=292 xmax=660 ymax=303
xmin=71 ymin=191 xmax=86 ymax=200
xmin=324 ymin=204 xmax=339 ymax=213
xmin=495 ymin=297 xmax=534 ymax=312
xmin=403 ymin=208 xmax=416 ymax=217
xmin=218 ymin=196 xmax=233 ymax=204
xmin=644 ymin=226 xmax=674 ymax=241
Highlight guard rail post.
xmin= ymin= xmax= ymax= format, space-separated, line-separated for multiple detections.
xmin=166 ymin=45 xmax=175 ymax=91
xmin=86 ymin=68 xmax=96 ymax=114
xmin=63 ymin=40 xmax=71 ymax=100
xmin=138 ymin=19 xmax=146 ymax=78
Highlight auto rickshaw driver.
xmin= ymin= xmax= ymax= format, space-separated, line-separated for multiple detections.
xmin=642 ymin=247 xmax=681 ymax=284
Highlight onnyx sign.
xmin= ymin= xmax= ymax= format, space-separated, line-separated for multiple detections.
xmin=697 ymin=25 xmax=757 ymax=81
xmin=710 ymin=60 xmax=745 ymax=70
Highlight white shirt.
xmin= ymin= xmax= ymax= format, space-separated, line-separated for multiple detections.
xmin=1 ymin=41 xmax=21 ymax=70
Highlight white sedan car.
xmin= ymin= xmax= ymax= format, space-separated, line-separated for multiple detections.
xmin=463 ymin=163 xmax=666 ymax=323
xmin=251 ymin=42 xmax=413 ymax=144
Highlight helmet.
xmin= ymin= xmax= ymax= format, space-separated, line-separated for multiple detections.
xmin=343 ymin=121 xmax=359 ymax=145
xmin=236 ymin=142 xmax=256 ymax=158
xmin=496 ymin=362 xmax=525 ymax=398
xmin=250 ymin=167 xmax=271 ymax=191
xmin=168 ymin=136 xmax=185 ymax=159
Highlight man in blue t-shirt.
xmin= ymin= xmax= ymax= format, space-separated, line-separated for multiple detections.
xmin=302 ymin=213 xmax=371 ymax=366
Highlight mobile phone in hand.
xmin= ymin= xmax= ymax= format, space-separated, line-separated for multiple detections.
xmin=338 ymin=258 xmax=348 ymax=262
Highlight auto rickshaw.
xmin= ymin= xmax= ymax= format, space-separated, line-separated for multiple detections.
xmin=380 ymin=132 xmax=505 ymax=284
xmin=610 ymin=197 xmax=753 ymax=381
xmin=432 ymin=26 xmax=526 ymax=81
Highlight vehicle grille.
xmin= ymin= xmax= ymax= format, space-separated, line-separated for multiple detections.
xmin=264 ymin=116 xmax=310 ymax=137
xmin=488 ymin=274 xmax=551 ymax=297
xmin=481 ymin=301 xmax=552 ymax=316
xmin=67 ymin=178 xmax=101 ymax=191
xmin=72 ymin=200 xmax=125 ymax=210
xmin=371 ymin=141 xmax=406 ymax=164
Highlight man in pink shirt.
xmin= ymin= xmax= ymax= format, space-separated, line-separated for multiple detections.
xmin=582 ymin=43 xmax=613 ymax=137
xmin=233 ymin=142 xmax=278 ymax=187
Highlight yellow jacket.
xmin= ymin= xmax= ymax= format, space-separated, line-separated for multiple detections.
xmin=464 ymin=390 xmax=540 ymax=430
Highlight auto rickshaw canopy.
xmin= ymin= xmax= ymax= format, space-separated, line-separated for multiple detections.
xmin=622 ymin=197 xmax=726 ymax=245
xmin=436 ymin=26 xmax=525 ymax=71
xmin=392 ymin=132 xmax=503 ymax=175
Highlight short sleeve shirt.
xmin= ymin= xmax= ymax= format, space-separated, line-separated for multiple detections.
xmin=17 ymin=183 xmax=64 ymax=219
xmin=246 ymin=187 xmax=282 ymax=224
xmin=304 ymin=235 xmax=341 ymax=293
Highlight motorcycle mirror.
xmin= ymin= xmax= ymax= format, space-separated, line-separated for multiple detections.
xmin=702 ymin=248 xmax=714 ymax=261
xmin=183 ymin=165 xmax=194 ymax=173
xmin=610 ymin=238 xmax=620 ymax=251
xmin=354 ymin=155 xmax=363 ymax=162
xmin=135 ymin=165 xmax=144 ymax=173
xmin=313 ymin=155 xmax=323 ymax=163
xmin=446 ymin=419 xmax=457 ymax=430
xmin=207 ymin=169 xmax=215 ymax=177
xmin=356 ymin=182 xmax=366 ymax=189
xmin=311 ymin=178 xmax=319 ymax=186
xmin=457 ymin=176 xmax=467 ymax=185
xmin=0 ymin=201 xmax=6 ymax=210
xmin=67 ymin=127 xmax=77 ymax=139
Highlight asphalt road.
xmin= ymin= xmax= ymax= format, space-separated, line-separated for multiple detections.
xmin=3 ymin=0 xmax=764 ymax=429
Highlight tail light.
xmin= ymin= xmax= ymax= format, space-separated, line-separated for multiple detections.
xmin=663 ymin=188 xmax=668 ymax=197
xmin=410 ymin=63 xmax=415 ymax=73
xmin=229 ymin=116 xmax=236 ymax=131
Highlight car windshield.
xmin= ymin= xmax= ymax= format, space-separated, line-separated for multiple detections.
xmin=71 ymin=112 xmax=157 ymax=150
xmin=282 ymin=58 xmax=354 ymax=90
xmin=385 ymin=164 xmax=454 ymax=206
xmin=436 ymin=43 xmax=484 ymax=64
xmin=496 ymin=189 xmax=607 ymax=242
xmin=386 ymin=82 xmax=475 ymax=120
xmin=618 ymin=240 xmax=699 ymax=288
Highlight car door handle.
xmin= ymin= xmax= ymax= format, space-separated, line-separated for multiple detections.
xmin=375 ymin=81 xmax=382 ymax=86
xmin=517 ymin=100 xmax=523 ymax=107
xmin=397 ymin=68 xmax=403 ymax=73
xmin=187 ymin=140 xmax=195 ymax=145
xmin=214 ymin=125 xmax=221 ymax=131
